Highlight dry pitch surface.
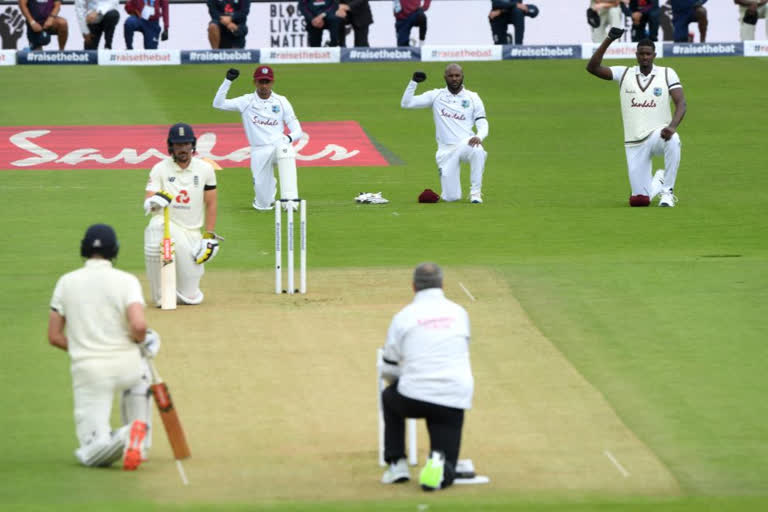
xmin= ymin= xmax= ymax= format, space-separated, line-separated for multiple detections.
xmin=141 ymin=267 xmax=680 ymax=504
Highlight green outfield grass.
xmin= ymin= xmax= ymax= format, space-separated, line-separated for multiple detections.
xmin=0 ymin=57 xmax=766 ymax=511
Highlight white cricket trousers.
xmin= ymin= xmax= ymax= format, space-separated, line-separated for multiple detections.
xmin=435 ymin=142 xmax=487 ymax=202
xmin=624 ymin=128 xmax=681 ymax=196
xmin=739 ymin=6 xmax=767 ymax=41
xmin=144 ymin=216 xmax=204 ymax=306
xmin=71 ymin=353 xmax=145 ymax=466
xmin=250 ymin=142 xmax=299 ymax=209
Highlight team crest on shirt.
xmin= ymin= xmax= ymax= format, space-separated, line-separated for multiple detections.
xmin=461 ymin=99 xmax=470 ymax=108
xmin=653 ymin=87 xmax=663 ymax=97
xmin=272 ymin=105 xmax=280 ymax=113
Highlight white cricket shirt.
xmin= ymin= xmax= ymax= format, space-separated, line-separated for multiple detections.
xmin=401 ymin=81 xmax=488 ymax=146
xmin=611 ymin=64 xmax=682 ymax=145
xmin=145 ymin=156 xmax=217 ymax=231
xmin=213 ymin=79 xmax=303 ymax=147
xmin=50 ymin=259 xmax=145 ymax=363
xmin=382 ymin=288 xmax=474 ymax=410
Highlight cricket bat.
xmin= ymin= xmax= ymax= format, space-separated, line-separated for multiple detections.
xmin=160 ymin=206 xmax=176 ymax=310
xmin=148 ymin=359 xmax=191 ymax=460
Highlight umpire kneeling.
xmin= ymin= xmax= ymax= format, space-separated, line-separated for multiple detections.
xmin=380 ymin=262 xmax=474 ymax=491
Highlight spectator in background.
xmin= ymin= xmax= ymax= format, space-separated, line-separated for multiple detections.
xmin=489 ymin=2 xmax=539 ymax=45
xmin=588 ymin=1 xmax=622 ymax=43
xmin=394 ymin=0 xmax=430 ymax=47
xmin=298 ymin=0 xmax=341 ymax=47
xmin=628 ymin=0 xmax=660 ymax=41
xmin=75 ymin=0 xmax=120 ymax=49
xmin=670 ymin=0 xmax=707 ymax=42
xmin=337 ymin=0 xmax=373 ymax=47
xmin=207 ymin=0 xmax=250 ymax=49
xmin=124 ymin=0 xmax=169 ymax=50
xmin=18 ymin=0 xmax=68 ymax=50
xmin=735 ymin=0 xmax=767 ymax=41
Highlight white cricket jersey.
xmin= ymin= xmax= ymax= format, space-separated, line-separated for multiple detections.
xmin=383 ymin=288 xmax=474 ymax=410
xmin=401 ymin=81 xmax=488 ymax=146
xmin=611 ymin=64 xmax=682 ymax=145
xmin=145 ymin=156 xmax=216 ymax=231
xmin=213 ymin=79 xmax=303 ymax=147
xmin=50 ymin=259 xmax=145 ymax=363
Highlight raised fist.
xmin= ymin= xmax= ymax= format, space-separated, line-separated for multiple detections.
xmin=412 ymin=71 xmax=427 ymax=83
xmin=226 ymin=68 xmax=240 ymax=81
xmin=608 ymin=28 xmax=625 ymax=41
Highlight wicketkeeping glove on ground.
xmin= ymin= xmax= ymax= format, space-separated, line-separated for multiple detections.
xmin=140 ymin=328 xmax=161 ymax=359
xmin=412 ymin=71 xmax=427 ymax=83
xmin=143 ymin=190 xmax=174 ymax=215
xmin=194 ymin=232 xmax=222 ymax=264
xmin=226 ymin=68 xmax=240 ymax=81
xmin=608 ymin=27 xmax=625 ymax=40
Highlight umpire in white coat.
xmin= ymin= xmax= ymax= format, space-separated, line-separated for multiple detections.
xmin=380 ymin=262 xmax=474 ymax=490
xmin=48 ymin=224 xmax=160 ymax=470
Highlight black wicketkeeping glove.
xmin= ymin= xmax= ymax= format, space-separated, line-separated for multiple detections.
xmin=226 ymin=68 xmax=240 ymax=81
xmin=608 ymin=28 xmax=625 ymax=41
xmin=412 ymin=71 xmax=427 ymax=83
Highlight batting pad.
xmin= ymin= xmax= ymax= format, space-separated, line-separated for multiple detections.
xmin=121 ymin=359 xmax=153 ymax=455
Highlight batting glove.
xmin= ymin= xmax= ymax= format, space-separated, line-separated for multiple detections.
xmin=143 ymin=190 xmax=174 ymax=215
xmin=194 ymin=232 xmax=222 ymax=264
xmin=140 ymin=328 xmax=161 ymax=359
xmin=412 ymin=71 xmax=427 ymax=83
xmin=226 ymin=68 xmax=240 ymax=81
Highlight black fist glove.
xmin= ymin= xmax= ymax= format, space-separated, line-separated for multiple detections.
xmin=412 ymin=71 xmax=427 ymax=83
xmin=226 ymin=68 xmax=240 ymax=81
xmin=608 ymin=28 xmax=625 ymax=41
xmin=161 ymin=29 xmax=168 ymax=41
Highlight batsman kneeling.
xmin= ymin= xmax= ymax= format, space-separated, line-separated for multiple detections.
xmin=144 ymin=123 xmax=221 ymax=307
xmin=212 ymin=65 xmax=303 ymax=210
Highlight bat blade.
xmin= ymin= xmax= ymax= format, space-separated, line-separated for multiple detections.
xmin=151 ymin=381 xmax=191 ymax=460
xmin=160 ymin=207 xmax=176 ymax=310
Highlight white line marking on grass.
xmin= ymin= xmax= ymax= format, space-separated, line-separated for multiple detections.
xmin=176 ymin=460 xmax=190 ymax=485
xmin=458 ymin=282 xmax=476 ymax=302
xmin=604 ymin=450 xmax=630 ymax=478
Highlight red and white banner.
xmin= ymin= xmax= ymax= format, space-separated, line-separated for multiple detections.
xmin=0 ymin=122 xmax=390 ymax=170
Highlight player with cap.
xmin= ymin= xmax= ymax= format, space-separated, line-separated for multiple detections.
xmin=401 ymin=63 xmax=489 ymax=204
xmin=586 ymin=29 xmax=687 ymax=207
xmin=212 ymin=66 xmax=304 ymax=211
xmin=143 ymin=123 xmax=221 ymax=306
xmin=48 ymin=224 xmax=161 ymax=470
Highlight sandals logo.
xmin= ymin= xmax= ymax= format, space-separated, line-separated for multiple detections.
xmin=0 ymin=122 xmax=391 ymax=170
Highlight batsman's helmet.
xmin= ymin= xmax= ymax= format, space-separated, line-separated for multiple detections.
xmin=80 ymin=224 xmax=119 ymax=260
xmin=167 ymin=123 xmax=197 ymax=154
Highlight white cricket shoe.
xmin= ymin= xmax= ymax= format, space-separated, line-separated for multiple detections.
xmin=650 ymin=169 xmax=665 ymax=199
xmin=659 ymin=191 xmax=678 ymax=207
xmin=470 ymin=192 xmax=483 ymax=204
xmin=381 ymin=458 xmax=410 ymax=484
xmin=252 ymin=200 xmax=274 ymax=211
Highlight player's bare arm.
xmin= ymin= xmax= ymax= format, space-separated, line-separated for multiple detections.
xmin=18 ymin=0 xmax=41 ymax=32
xmin=662 ymin=88 xmax=687 ymax=141
xmin=47 ymin=310 xmax=68 ymax=351
xmin=586 ymin=28 xmax=625 ymax=80
xmin=204 ymin=188 xmax=218 ymax=233
xmin=126 ymin=302 xmax=147 ymax=343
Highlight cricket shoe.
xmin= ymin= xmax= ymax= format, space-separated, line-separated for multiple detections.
xmin=419 ymin=451 xmax=445 ymax=491
xmin=252 ymin=200 xmax=274 ymax=211
xmin=659 ymin=190 xmax=678 ymax=207
xmin=123 ymin=420 xmax=148 ymax=471
xmin=470 ymin=192 xmax=483 ymax=204
xmin=381 ymin=458 xmax=410 ymax=484
xmin=650 ymin=170 xmax=665 ymax=199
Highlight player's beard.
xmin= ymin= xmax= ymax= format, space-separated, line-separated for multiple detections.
xmin=446 ymin=79 xmax=463 ymax=94
xmin=173 ymin=149 xmax=191 ymax=165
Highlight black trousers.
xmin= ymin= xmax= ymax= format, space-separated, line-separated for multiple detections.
xmin=490 ymin=8 xmax=525 ymax=45
xmin=84 ymin=9 xmax=119 ymax=50
xmin=382 ymin=383 xmax=464 ymax=487
xmin=306 ymin=16 xmax=341 ymax=47
xmin=339 ymin=22 xmax=370 ymax=47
